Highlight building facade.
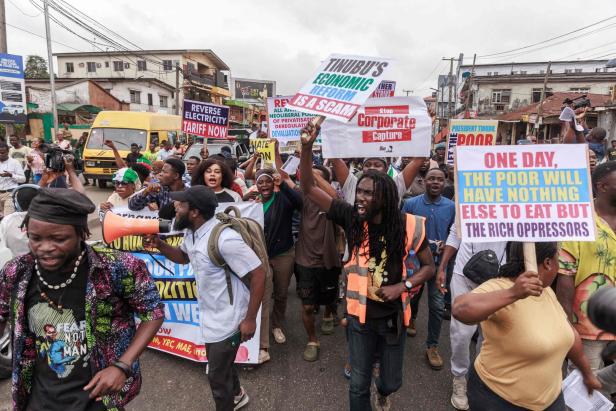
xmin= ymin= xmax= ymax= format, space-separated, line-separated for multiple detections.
xmin=54 ymin=49 xmax=231 ymax=110
xmin=448 ymin=60 xmax=616 ymax=116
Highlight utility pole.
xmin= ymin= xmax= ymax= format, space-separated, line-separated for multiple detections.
xmin=402 ymin=89 xmax=413 ymax=96
xmin=43 ymin=0 xmax=58 ymax=139
xmin=175 ymin=63 xmax=180 ymax=115
xmin=0 ymin=0 xmax=7 ymax=53
xmin=443 ymin=57 xmax=454 ymax=119
xmin=464 ymin=54 xmax=477 ymax=118
xmin=535 ymin=61 xmax=552 ymax=140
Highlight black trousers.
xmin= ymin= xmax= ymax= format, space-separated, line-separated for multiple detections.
xmin=468 ymin=364 xmax=566 ymax=411
xmin=205 ymin=332 xmax=241 ymax=411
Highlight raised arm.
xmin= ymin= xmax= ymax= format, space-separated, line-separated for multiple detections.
xmin=104 ymin=140 xmax=127 ymax=169
xmin=330 ymin=158 xmax=350 ymax=186
xmin=242 ymin=152 xmax=260 ymax=181
xmin=313 ymin=169 xmax=338 ymax=199
xmin=300 ymin=122 xmax=333 ymax=212
xmin=400 ymin=157 xmax=426 ymax=190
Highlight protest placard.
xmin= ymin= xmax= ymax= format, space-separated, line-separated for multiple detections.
xmin=371 ymin=80 xmax=396 ymax=98
xmin=455 ymin=145 xmax=596 ymax=243
xmin=287 ymin=54 xmax=393 ymax=122
xmin=182 ymin=99 xmax=229 ymax=139
xmin=267 ymin=96 xmax=315 ymax=142
xmin=250 ymin=138 xmax=276 ymax=168
xmin=321 ymin=96 xmax=431 ymax=158
xmin=447 ymin=119 xmax=498 ymax=165
xmin=104 ymin=202 xmax=264 ymax=363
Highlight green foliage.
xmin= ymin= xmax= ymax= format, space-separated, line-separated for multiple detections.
xmin=24 ymin=55 xmax=49 ymax=79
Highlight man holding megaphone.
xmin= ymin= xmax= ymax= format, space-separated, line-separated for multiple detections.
xmin=143 ymin=185 xmax=265 ymax=411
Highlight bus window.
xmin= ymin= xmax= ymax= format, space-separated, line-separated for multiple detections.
xmin=150 ymin=132 xmax=159 ymax=147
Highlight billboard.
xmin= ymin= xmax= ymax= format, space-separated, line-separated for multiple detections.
xmin=0 ymin=54 xmax=26 ymax=124
xmin=233 ymin=78 xmax=276 ymax=101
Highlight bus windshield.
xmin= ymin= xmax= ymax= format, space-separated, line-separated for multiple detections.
xmin=87 ymin=128 xmax=148 ymax=150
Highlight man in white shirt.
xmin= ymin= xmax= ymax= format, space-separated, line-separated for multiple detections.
xmin=147 ymin=185 xmax=265 ymax=411
xmin=0 ymin=142 xmax=26 ymax=216
xmin=437 ymin=224 xmax=507 ymax=411
xmin=156 ymin=141 xmax=173 ymax=161
xmin=56 ymin=131 xmax=72 ymax=151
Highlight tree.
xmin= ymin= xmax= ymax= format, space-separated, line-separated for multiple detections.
xmin=24 ymin=55 xmax=49 ymax=79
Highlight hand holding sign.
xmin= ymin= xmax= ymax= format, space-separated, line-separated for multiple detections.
xmin=301 ymin=119 xmax=322 ymax=146
xmin=511 ymin=271 xmax=543 ymax=299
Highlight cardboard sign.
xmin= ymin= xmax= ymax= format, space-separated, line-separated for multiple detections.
xmin=182 ymin=99 xmax=229 ymax=139
xmin=267 ymin=96 xmax=315 ymax=142
xmin=321 ymin=97 xmax=431 ymax=158
xmin=455 ymin=145 xmax=596 ymax=243
xmin=250 ymin=138 xmax=276 ymax=168
xmin=447 ymin=119 xmax=498 ymax=165
xmin=371 ymin=80 xmax=396 ymax=98
xmin=287 ymin=54 xmax=393 ymax=122
xmin=104 ymin=202 xmax=264 ymax=363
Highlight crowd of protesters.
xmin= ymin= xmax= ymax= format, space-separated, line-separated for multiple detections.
xmin=0 ymin=98 xmax=614 ymax=411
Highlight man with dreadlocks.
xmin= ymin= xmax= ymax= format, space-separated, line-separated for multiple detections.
xmin=300 ymin=122 xmax=435 ymax=410
xmin=0 ymin=188 xmax=164 ymax=411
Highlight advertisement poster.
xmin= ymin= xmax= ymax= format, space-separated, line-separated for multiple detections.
xmin=321 ymin=96 xmax=431 ymax=158
xmin=370 ymin=80 xmax=396 ymax=98
xmin=447 ymin=119 xmax=498 ymax=165
xmin=182 ymin=99 xmax=229 ymax=139
xmin=0 ymin=53 xmax=26 ymax=124
xmin=234 ymin=78 xmax=276 ymax=101
xmin=455 ymin=145 xmax=595 ymax=243
xmin=104 ymin=202 xmax=264 ymax=363
xmin=266 ymin=96 xmax=315 ymax=142
xmin=287 ymin=54 xmax=393 ymax=122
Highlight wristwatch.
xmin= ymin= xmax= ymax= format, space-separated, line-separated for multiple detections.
xmin=404 ymin=279 xmax=413 ymax=292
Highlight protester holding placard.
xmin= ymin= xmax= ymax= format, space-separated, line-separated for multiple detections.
xmin=192 ymin=158 xmax=242 ymax=203
xmin=403 ymin=168 xmax=456 ymax=370
xmin=453 ymin=242 xmax=600 ymax=411
xmin=299 ymin=122 xmax=435 ymax=410
xmin=438 ymin=225 xmax=507 ymax=411
xmin=557 ymin=161 xmax=616 ymax=372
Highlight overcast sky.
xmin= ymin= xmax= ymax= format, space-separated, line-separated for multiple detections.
xmin=7 ymin=0 xmax=616 ymax=96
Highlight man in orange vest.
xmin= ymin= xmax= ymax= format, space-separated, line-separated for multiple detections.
xmin=300 ymin=123 xmax=436 ymax=411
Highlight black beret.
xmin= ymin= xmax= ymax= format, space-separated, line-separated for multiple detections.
xmin=28 ymin=188 xmax=95 ymax=227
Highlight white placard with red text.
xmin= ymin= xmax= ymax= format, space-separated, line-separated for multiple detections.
xmin=321 ymin=96 xmax=431 ymax=158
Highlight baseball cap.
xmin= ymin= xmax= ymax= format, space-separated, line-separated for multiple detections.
xmin=112 ymin=167 xmax=139 ymax=184
xmin=435 ymin=142 xmax=446 ymax=150
xmin=170 ymin=186 xmax=218 ymax=214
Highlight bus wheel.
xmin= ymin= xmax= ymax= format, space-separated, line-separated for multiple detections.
xmin=97 ymin=180 xmax=107 ymax=189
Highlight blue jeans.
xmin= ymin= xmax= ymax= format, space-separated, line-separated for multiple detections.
xmin=410 ymin=276 xmax=445 ymax=348
xmin=348 ymin=315 xmax=406 ymax=411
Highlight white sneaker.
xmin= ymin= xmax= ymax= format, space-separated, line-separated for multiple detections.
xmin=234 ymin=386 xmax=250 ymax=410
xmin=451 ymin=376 xmax=469 ymax=410
xmin=272 ymin=327 xmax=286 ymax=344
xmin=258 ymin=349 xmax=270 ymax=364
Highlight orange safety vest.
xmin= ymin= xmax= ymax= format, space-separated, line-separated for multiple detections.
xmin=344 ymin=214 xmax=426 ymax=326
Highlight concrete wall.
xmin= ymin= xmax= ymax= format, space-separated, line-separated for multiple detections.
xmin=95 ymin=80 xmax=172 ymax=114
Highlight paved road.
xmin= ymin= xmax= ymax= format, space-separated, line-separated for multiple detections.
xmin=0 ymin=185 xmax=466 ymax=410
